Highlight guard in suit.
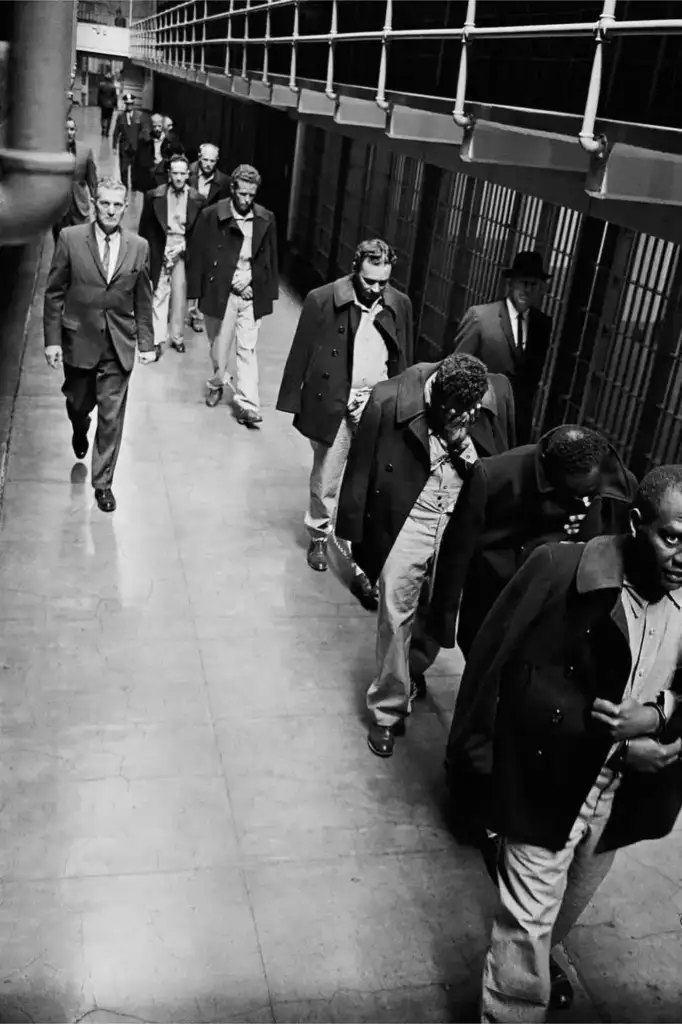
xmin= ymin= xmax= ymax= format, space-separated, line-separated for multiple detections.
xmin=97 ymin=73 xmax=117 ymax=138
xmin=188 ymin=164 xmax=279 ymax=426
xmin=277 ymin=239 xmax=414 ymax=609
xmin=336 ymin=354 xmax=490 ymax=757
xmin=112 ymin=93 xmax=143 ymax=193
xmin=453 ymin=250 xmax=552 ymax=444
xmin=138 ymin=153 xmax=205 ymax=356
xmin=187 ymin=143 xmax=231 ymax=333
xmin=134 ymin=113 xmax=184 ymax=194
xmin=53 ymin=117 xmax=97 ymax=241
xmin=43 ymin=177 xmax=155 ymax=514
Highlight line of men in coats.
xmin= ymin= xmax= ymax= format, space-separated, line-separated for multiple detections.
xmin=277 ymin=238 xmax=682 ymax=1020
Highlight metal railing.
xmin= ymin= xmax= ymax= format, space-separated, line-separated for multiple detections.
xmin=131 ymin=0 xmax=682 ymax=156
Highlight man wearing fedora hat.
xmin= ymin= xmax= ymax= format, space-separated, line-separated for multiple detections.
xmin=452 ymin=250 xmax=552 ymax=444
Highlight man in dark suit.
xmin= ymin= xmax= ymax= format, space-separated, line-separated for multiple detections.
xmin=96 ymin=72 xmax=118 ymax=138
xmin=112 ymin=93 xmax=144 ymax=194
xmin=187 ymin=143 xmax=231 ymax=333
xmin=43 ymin=177 xmax=155 ymax=513
xmin=138 ymin=154 xmax=205 ymax=357
xmin=336 ymin=353 xmax=491 ymax=757
xmin=445 ymin=465 xmax=682 ymax=1022
xmin=428 ymin=424 xmax=638 ymax=660
xmin=53 ymin=117 xmax=97 ymax=242
xmin=134 ymin=112 xmax=184 ymax=194
xmin=453 ymin=250 xmax=552 ymax=444
xmin=277 ymin=239 xmax=414 ymax=609
xmin=188 ymin=164 xmax=278 ymax=426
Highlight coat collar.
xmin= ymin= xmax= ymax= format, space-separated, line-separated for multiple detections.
xmin=216 ymin=198 xmax=269 ymax=254
xmin=576 ymin=535 xmax=626 ymax=594
xmin=332 ymin=274 xmax=402 ymax=317
xmin=534 ymin=426 xmax=633 ymax=502
xmin=395 ymin=362 xmax=441 ymax=424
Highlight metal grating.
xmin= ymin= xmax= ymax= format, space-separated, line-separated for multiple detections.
xmin=382 ymin=154 xmax=423 ymax=293
xmin=336 ymin=138 xmax=372 ymax=276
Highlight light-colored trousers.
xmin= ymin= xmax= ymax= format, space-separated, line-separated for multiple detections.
xmin=204 ymin=294 xmax=260 ymax=414
xmin=153 ymin=258 xmax=186 ymax=348
xmin=367 ymin=507 xmax=445 ymax=727
xmin=480 ymin=777 xmax=617 ymax=1023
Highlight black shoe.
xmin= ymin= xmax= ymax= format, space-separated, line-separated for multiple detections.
xmin=94 ymin=487 xmax=116 ymax=513
xmin=205 ymin=385 xmax=223 ymax=408
xmin=72 ymin=430 xmax=89 ymax=460
xmin=307 ymin=540 xmax=328 ymax=572
xmin=350 ymin=573 xmax=379 ymax=611
xmin=549 ymin=957 xmax=574 ymax=1011
xmin=367 ymin=725 xmax=395 ymax=758
xmin=171 ymin=341 xmax=186 ymax=353
xmin=236 ymin=409 xmax=263 ymax=427
xmin=408 ymin=674 xmax=427 ymax=710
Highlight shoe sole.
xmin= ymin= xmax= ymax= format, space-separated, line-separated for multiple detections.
xmin=307 ymin=562 xmax=328 ymax=572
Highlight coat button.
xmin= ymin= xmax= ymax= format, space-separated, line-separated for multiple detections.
xmin=213 ymin=260 xmax=218 ymax=267
xmin=338 ymin=326 xmax=345 ymax=333
xmin=322 ymin=372 xmax=330 ymax=380
xmin=316 ymin=393 xmax=322 ymax=400
xmin=331 ymin=349 xmax=339 ymax=357
xmin=209 ymin=276 xmax=214 ymax=282
xmin=386 ymin=463 xmax=393 ymax=472
xmin=551 ymin=709 xmax=563 ymax=725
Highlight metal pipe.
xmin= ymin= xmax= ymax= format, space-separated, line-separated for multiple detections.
xmin=225 ymin=0 xmax=235 ymax=76
xmin=0 ymin=1 xmax=75 ymax=246
xmin=376 ymin=0 xmax=393 ymax=110
xmin=288 ymin=0 xmax=300 ymax=93
xmin=325 ymin=0 xmax=337 ymax=100
xmin=242 ymin=0 xmax=251 ymax=80
xmin=579 ymin=0 xmax=617 ymax=156
xmin=453 ymin=0 xmax=476 ymax=129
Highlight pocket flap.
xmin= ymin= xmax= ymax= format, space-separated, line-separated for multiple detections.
xmin=61 ymin=317 xmax=79 ymax=331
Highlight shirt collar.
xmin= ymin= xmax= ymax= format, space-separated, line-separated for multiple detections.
xmin=94 ymin=223 xmax=119 ymax=245
xmin=332 ymin=274 xmax=399 ymax=316
xmin=168 ymin=184 xmax=189 ymax=199
xmin=506 ymin=297 xmax=528 ymax=322
xmin=576 ymin=536 xmax=682 ymax=609
xmin=230 ymin=200 xmax=254 ymax=221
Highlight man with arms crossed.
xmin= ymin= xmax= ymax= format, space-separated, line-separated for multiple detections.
xmin=44 ymin=177 xmax=155 ymax=513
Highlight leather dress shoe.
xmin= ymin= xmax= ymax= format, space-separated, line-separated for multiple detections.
xmin=236 ymin=409 xmax=263 ymax=427
xmin=367 ymin=720 xmax=405 ymax=757
xmin=549 ymin=957 xmax=574 ymax=1011
xmin=206 ymin=385 xmax=223 ymax=408
xmin=72 ymin=430 xmax=89 ymax=460
xmin=94 ymin=487 xmax=116 ymax=513
xmin=171 ymin=341 xmax=186 ymax=353
xmin=307 ymin=539 xmax=327 ymax=572
xmin=350 ymin=573 xmax=378 ymax=611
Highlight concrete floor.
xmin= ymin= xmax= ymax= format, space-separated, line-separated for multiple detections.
xmin=0 ymin=110 xmax=680 ymax=1023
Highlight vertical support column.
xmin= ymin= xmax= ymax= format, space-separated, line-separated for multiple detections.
xmin=325 ymin=0 xmax=337 ymax=100
xmin=225 ymin=0 xmax=235 ymax=76
xmin=409 ymin=163 xmax=445 ymax=361
xmin=289 ymin=0 xmax=300 ymax=93
xmin=200 ymin=0 xmax=207 ymax=73
xmin=445 ymin=174 xmax=481 ymax=341
xmin=376 ymin=0 xmax=392 ymax=110
xmin=287 ymin=121 xmax=307 ymax=243
xmin=262 ymin=0 xmax=272 ymax=84
xmin=328 ymin=135 xmax=352 ymax=280
xmin=242 ymin=0 xmax=250 ymax=79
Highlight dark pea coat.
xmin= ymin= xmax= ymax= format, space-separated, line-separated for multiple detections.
xmin=276 ymin=275 xmax=414 ymax=446
xmin=446 ymin=535 xmax=682 ymax=854
xmin=186 ymin=199 xmax=279 ymax=322
xmin=452 ymin=299 xmax=551 ymax=443
xmin=427 ymin=427 xmax=637 ymax=654
xmin=335 ymin=363 xmax=515 ymax=629
xmin=137 ymin=185 xmax=206 ymax=291
xmin=188 ymin=162 xmax=231 ymax=206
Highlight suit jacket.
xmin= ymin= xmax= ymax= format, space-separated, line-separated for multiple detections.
xmin=335 ymin=363 xmax=515 ymax=640
xmin=113 ymin=109 xmax=144 ymax=155
xmin=453 ymin=299 xmax=552 ymax=443
xmin=427 ymin=426 xmax=637 ymax=653
xmin=138 ymin=185 xmax=206 ymax=290
xmin=187 ymin=199 xmax=279 ymax=322
xmin=188 ymin=162 xmax=231 ymax=206
xmin=57 ymin=141 xmax=97 ymax=229
xmin=445 ymin=536 xmax=682 ymax=854
xmin=133 ymin=131 xmax=185 ymax=193
xmin=97 ymin=80 xmax=117 ymax=110
xmin=276 ymin=275 xmax=414 ymax=446
xmin=43 ymin=223 xmax=154 ymax=373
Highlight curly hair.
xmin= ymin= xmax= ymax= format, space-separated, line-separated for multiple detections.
xmin=431 ymin=353 xmax=488 ymax=417
xmin=635 ymin=465 xmax=682 ymax=525
xmin=95 ymin=176 xmax=127 ymax=198
xmin=352 ymin=238 xmax=397 ymax=273
xmin=544 ymin=426 xmax=609 ymax=480
xmin=231 ymin=164 xmax=262 ymax=189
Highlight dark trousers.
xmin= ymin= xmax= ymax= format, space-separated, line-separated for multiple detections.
xmin=62 ymin=336 xmax=131 ymax=490
xmin=119 ymin=150 xmax=135 ymax=190
xmin=100 ymin=107 xmax=114 ymax=136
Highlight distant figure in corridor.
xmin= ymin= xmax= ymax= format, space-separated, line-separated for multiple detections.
xmin=188 ymin=164 xmax=279 ymax=427
xmin=428 ymin=425 xmax=638 ymax=661
xmin=276 ymin=239 xmax=414 ymax=612
xmin=96 ymin=71 xmax=117 ymax=138
xmin=135 ymin=112 xmax=184 ymax=194
xmin=138 ymin=153 xmax=205 ymax=358
xmin=187 ymin=143 xmax=231 ymax=333
xmin=112 ymin=93 xmax=144 ymax=194
xmin=446 ymin=465 xmax=682 ymax=1023
xmin=336 ymin=353 xmax=489 ymax=758
xmin=452 ymin=250 xmax=552 ymax=444
xmin=53 ymin=117 xmax=97 ymax=242
xmin=43 ymin=178 xmax=155 ymax=514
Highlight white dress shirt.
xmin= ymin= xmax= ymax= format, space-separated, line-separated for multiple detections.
xmin=231 ymin=206 xmax=255 ymax=292
xmin=506 ymin=297 xmax=528 ymax=351
xmin=94 ymin=223 xmax=120 ymax=283
xmin=350 ymin=296 xmax=389 ymax=390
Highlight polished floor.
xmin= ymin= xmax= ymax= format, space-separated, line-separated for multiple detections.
xmin=0 ymin=110 xmax=680 ymax=1023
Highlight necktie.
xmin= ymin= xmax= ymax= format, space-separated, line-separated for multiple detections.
xmin=127 ymin=113 xmax=131 ymax=126
xmin=517 ymin=312 xmax=526 ymax=351
xmin=102 ymin=235 xmax=111 ymax=279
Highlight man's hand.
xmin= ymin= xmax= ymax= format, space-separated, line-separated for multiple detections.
xmin=45 ymin=345 xmax=62 ymax=370
xmin=626 ymin=736 xmax=682 ymax=773
xmin=138 ymin=350 xmax=157 ymax=365
xmin=241 ymin=284 xmax=254 ymax=301
xmin=591 ymin=697 xmax=660 ymax=739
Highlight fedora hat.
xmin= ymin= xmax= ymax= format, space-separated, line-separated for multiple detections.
xmin=503 ymin=250 xmax=551 ymax=281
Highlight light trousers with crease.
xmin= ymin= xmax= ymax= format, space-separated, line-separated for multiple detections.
xmin=152 ymin=257 xmax=186 ymax=348
xmin=204 ymin=293 xmax=260 ymax=413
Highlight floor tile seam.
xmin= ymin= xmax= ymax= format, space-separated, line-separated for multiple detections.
xmin=154 ymin=398 xmax=276 ymax=1020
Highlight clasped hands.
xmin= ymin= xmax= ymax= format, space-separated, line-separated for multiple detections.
xmin=591 ymin=697 xmax=682 ymax=773
xmin=232 ymin=281 xmax=254 ymax=302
